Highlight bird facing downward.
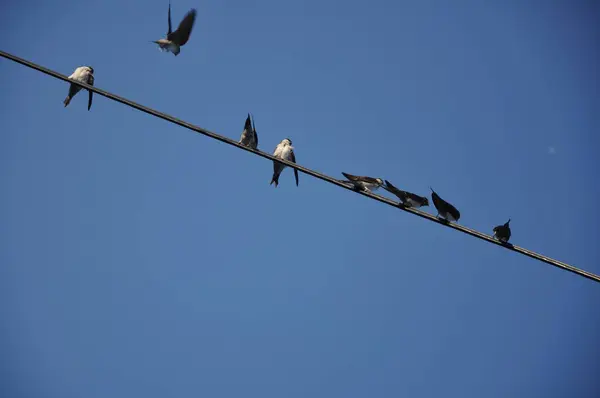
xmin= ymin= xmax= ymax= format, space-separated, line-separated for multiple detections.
xmin=384 ymin=180 xmax=429 ymax=208
xmin=271 ymin=138 xmax=298 ymax=187
xmin=493 ymin=219 xmax=512 ymax=243
xmin=341 ymin=172 xmax=383 ymax=193
xmin=430 ymin=187 xmax=461 ymax=222
xmin=153 ymin=2 xmax=197 ymax=56
xmin=239 ymin=113 xmax=258 ymax=149
xmin=63 ymin=66 xmax=95 ymax=111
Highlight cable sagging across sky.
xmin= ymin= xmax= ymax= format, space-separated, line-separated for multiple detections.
xmin=1 ymin=49 xmax=598 ymax=284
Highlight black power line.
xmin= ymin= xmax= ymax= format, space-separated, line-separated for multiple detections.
xmin=1 ymin=49 xmax=598 ymax=284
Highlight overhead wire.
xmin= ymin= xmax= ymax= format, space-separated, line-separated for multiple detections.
xmin=1 ymin=49 xmax=598 ymax=284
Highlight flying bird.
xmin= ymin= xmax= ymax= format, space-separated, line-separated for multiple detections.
xmin=430 ymin=188 xmax=461 ymax=222
xmin=493 ymin=219 xmax=512 ymax=243
xmin=153 ymin=2 xmax=197 ymax=56
xmin=384 ymin=180 xmax=429 ymax=208
xmin=239 ymin=113 xmax=258 ymax=149
xmin=271 ymin=138 xmax=298 ymax=187
xmin=341 ymin=172 xmax=383 ymax=192
xmin=63 ymin=66 xmax=94 ymax=110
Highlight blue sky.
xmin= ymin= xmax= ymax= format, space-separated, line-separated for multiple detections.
xmin=1 ymin=1 xmax=599 ymax=397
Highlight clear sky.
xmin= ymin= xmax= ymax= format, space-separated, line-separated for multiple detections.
xmin=1 ymin=1 xmax=599 ymax=397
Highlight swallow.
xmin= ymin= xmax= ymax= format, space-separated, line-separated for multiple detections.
xmin=271 ymin=138 xmax=298 ymax=187
xmin=153 ymin=2 xmax=197 ymax=56
xmin=340 ymin=172 xmax=383 ymax=192
xmin=384 ymin=180 xmax=429 ymax=208
xmin=493 ymin=219 xmax=512 ymax=243
xmin=63 ymin=66 xmax=94 ymax=110
xmin=239 ymin=113 xmax=258 ymax=149
xmin=430 ymin=187 xmax=461 ymax=222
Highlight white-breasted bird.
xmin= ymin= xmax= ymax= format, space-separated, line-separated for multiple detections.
xmin=493 ymin=219 xmax=512 ymax=243
xmin=341 ymin=172 xmax=383 ymax=192
xmin=430 ymin=187 xmax=461 ymax=222
xmin=239 ymin=113 xmax=258 ymax=149
xmin=63 ymin=66 xmax=94 ymax=110
xmin=153 ymin=2 xmax=197 ymax=56
xmin=271 ymin=138 xmax=298 ymax=187
xmin=384 ymin=180 xmax=429 ymax=208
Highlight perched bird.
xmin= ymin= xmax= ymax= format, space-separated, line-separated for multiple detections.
xmin=430 ymin=187 xmax=461 ymax=222
xmin=63 ymin=66 xmax=94 ymax=110
xmin=384 ymin=180 xmax=429 ymax=208
xmin=239 ymin=113 xmax=258 ymax=149
xmin=271 ymin=138 xmax=298 ymax=187
xmin=153 ymin=2 xmax=197 ymax=56
xmin=493 ymin=219 xmax=512 ymax=243
xmin=341 ymin=172 xmax=383 ymax=193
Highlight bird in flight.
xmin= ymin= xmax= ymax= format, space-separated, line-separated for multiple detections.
xmin=153 ymin=2 xmax=197 ymax=56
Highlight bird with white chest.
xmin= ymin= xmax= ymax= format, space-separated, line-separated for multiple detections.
xmin=63 ymin=66 xmax=95 ymax=110
xmin=153 ymin=2 xmax=197 ymax=56
xmin=270 ymin=138 xmax=298 ymax=187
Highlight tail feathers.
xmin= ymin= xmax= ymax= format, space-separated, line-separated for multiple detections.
xmin=270 ymin=173 xmax=279 ymax=187
xmin=63 ymin=96 xmax=71 ymax=107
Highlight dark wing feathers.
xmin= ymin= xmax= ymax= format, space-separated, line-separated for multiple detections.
xmin=251 ymin=114 xmax=258 ymax=147
xmin=167 ymin=2 xmax=172 ymax=35
xmin=290 ymin=150 xmax=299 ymax=186
xmin=384 ymin=180 xmax=408 ymax=200
xmin=342 ymin=172 xmax=378 ymax=184
xmin=168 ymin=9 xmax=197 ymax=46
xmin=87 ymin=73 xmax=94 ymax=111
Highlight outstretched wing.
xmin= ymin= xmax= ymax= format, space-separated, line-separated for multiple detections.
xmin=290 ymin=150 xmax=299 ymax=186
xmin=168 ymin=9 xmax=197 ymax=46
xmin=87 ymin=73 xmax=94 ymax=111
xmin=167 ymin=2 xmax=172 ymax=35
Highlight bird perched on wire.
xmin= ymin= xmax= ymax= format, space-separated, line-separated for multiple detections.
xmin=384 ymin=180 xmax=429 ymax=208
xmin=153 ymin=2 xmax=197 ymax=56
xmin=493 ymin=219 xmax=512 ymax=243
xmin=239 ymin=113 xmax=258 ymax=149
xmin=430 ymin=188 xmax=461 ymax=222
xmin=340 ymin=172 xmax=383 ymax=193
xmin=63 ymin=66 xmax=94 ymax=110
xmin=271 ymin=138 xmax=298 ymax=187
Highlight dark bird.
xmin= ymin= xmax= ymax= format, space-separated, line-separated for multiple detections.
xmin=239 ymin=113 xmax=258 ymax=149
xmin=153 ymin=2 xmax=197 ymax=56
xmin=384 ymin=180 xmax=429 ymax=208
xmin=340 ymin=172 xmax=383 ymax=192
xmin=493 ymin=219 xmax=512 ymax=243
xmin=430 ymin=187 xmax=461 ymax=222
xmin=63 ymin=66 xmax=94 ymax=111
xmin=271 ymin=138 xmax=298 ymax=187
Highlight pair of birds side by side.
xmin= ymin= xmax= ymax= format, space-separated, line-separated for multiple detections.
xmin=339 ymin=173 xmax=513 ymax=243
xmin=63 ymin=3 xmax=197 ymax=110
xmin=237 ymin=114 xmax=298 ymax=188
